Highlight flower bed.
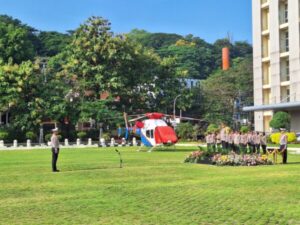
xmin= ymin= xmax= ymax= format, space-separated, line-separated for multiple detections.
xmin=184 ymin=151 xmax=273 ymax=166
xmin=184 ymin=150 xmax=213 ymax=164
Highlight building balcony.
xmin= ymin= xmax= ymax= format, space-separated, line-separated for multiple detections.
xmin=280 ymin=52 xmax=289 ymax=58
xmin=261 ymin=2 xmax=269 ymax=9
xmin=261 ymin=30 xmax=270 ymax=36
xmin=262 ymin=56 xmax=270 ymax=62
xmin=279 ymin=23 xmax=288 ymax=30
xmin=280 ymin=80 xmax=290 ymax=86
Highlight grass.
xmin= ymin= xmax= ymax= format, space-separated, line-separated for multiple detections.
xmin=0 ymin=147 xmax=300 ymax=225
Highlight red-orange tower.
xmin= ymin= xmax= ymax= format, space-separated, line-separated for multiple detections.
xmin=222 ymin=47 xmax=230 ymax=70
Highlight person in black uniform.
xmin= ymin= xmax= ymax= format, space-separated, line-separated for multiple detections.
xmin=51 ymin=128 xmax=60 ymax=172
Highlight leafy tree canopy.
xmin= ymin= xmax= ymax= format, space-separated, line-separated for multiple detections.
xmin=270 ymin=111 xmax=291 ymax=130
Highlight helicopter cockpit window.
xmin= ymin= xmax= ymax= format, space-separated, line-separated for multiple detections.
xmin=146 ymin=130 xmax=154 ymax=139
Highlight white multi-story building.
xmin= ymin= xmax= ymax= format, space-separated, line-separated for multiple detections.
xmin=244 ymin=0 xmax=300 ymax=132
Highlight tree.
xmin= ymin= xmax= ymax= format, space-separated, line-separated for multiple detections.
xmin=206 ymin=124 xmax=219 ymax=133
xmin=176 ymin=122 xmax=194 ymax=140
xmin=0 ymin=15 xmax=36 ymax=63
xmin=127 ymin=29 xmax=182 ymax=50
xmin=201 ymin=57 xmax=253 ymax=125
xmin=0 ymin=60 xmax=45 ymax=130
xmin=49 ymin=16 xmax=189 ymax=129
xmin=37 ymin=31 xmax=71 ymax=57
xmin=158 ymin=40 xmax=215 ymax=79
xmin=270 ymin=111 xmax=291 ymax=130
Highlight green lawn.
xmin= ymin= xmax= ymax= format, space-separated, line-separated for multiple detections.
xmin=0 ymin=147 xmax=299 ymax=225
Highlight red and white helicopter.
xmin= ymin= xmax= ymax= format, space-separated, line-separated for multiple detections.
xmin=124 ymin=112 xmax=202 ymax=152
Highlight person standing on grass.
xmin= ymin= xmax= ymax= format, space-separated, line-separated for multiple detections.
xmin=255 ymin=132 xmax=261 ymax=154
xmin=51 ymin=128 xmax=60 ymax=172
xmin=279 ymin=128 xmax=288 ymax=164
xmin=247 ymin=131 xmax=253 ymax=154
xmin=216 ymin=132 xmax=221 ymax=153
xmin=211 ymin=132 xmax=216 ymax=152
xmin=240 ymin=132 xmax=248 ymax=155
xmin=220 ymin=124 xmax=227 ymax=151
xmin=260 ymin=132 xmax=267 ymax=154
xmin=205 ymin=133 xmax=211 ymax=152
xmin=233 ymin=131 xmax=240 ymax=154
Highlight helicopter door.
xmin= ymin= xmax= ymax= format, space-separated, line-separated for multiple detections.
xmin=146 ymin=129 xmax=154 ymax=139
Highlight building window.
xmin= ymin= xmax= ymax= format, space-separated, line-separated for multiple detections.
xmin=286 ymin=60 xmax=290 ymax=80
xmin=285 ymin=31 xmax=289 ymax=52
xmin=280 ymin=30 xmax=289 ymax=53
xmin=262 ymin=35 xmax=269 ymax=57
xmin=281 ymin=86 xmax=290 ymax=102
xmin=279 ymin=0 xmax=288 ymax=24
xmin=284 ymin=3 xmax=288 ymax=23
xmin=262 ymin=62 xmax=270 ymax=85
xmin=280 ymin=59 xmax=290 ymax=82
xmin=261 ymin=8 xmax=269 ymax=31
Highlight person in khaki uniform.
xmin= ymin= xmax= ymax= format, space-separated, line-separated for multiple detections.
xmin=240 ymin=132 xmax=248 ymax=154
xmin=51 ymin=128 xmax=60 ymax=172
xmin=260 ymin=132 xmax=267 ymax=154
xmin=279 ymin=129 xmax=288 ymax=164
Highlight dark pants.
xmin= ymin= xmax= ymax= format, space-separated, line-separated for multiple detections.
xmin=52 ymin=148 xmax=60 ymax=171
xmin=261 ymin=145 xmax=267 ymax=154
xmin=256 ymin=144 xmax=260 ymax=154
xmin=280 ymin=145 xmax=288 ymax=164
xmin=247 ymin=143 xmax=252 ymax=154
xmin=233 ymin=144 xmax=240 ymax=154
xmin=221 ymin=141 xmax=226 ymax=150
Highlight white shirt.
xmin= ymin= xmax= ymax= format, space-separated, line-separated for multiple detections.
xmin=51 ymin=134 xmax=60 ymax=149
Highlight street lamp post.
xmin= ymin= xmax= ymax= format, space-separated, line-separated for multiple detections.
xmin=173 ymin=94 xmax=182 ymax=119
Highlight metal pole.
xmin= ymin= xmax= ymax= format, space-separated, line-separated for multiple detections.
xmin=173 ymin=94 xmax=182 ymax=118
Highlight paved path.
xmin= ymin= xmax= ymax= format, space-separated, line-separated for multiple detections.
xmin=0 ymin=143 xmax=300 ymax=154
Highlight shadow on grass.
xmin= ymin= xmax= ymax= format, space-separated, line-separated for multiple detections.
xmin=286 ymin=162 xmax=300 ymax=165
xmin=62 ymin=166 xmax=123 ymax=172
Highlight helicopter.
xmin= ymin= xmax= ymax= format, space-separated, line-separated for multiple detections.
xmin=124 ymin=112 xmax=202 ymax=152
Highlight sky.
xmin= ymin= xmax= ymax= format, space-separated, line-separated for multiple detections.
xmin=0 ymin=0 xmax=252 ymax=44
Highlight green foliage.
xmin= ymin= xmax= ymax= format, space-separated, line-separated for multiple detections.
xmin=0 ymin=131 xmax=9 ymax=140
xmin=102 ymin=132 xmax=111 ymax=141
xmin=0 ymin=15 xmax=35 ymax=63
xmin=176 ymin=122 xmax=194 ymax=140
xmin=270 ymin=132 xmax=296 ymax=144
xmin=201 ymin=57 xmax=253 ymax=125
xmin=45 ymin=134 xmax=52 ymax=142
xmin=206 ymin=124 xmax=219 ymax=133
xmin=77 ymin=131 xmax=87 ymax=139
xmin=270 ymin=111 xmax=291 ymax=130
xmin=240 ymin=126 xmax=250 ymax=133
xmin=0 ymin=60 xmax=46 ymax=130
xmin=25 ymin=131 xmax=36 ymax=140
xmin=37 ymin=31 xmax=71 ymax=57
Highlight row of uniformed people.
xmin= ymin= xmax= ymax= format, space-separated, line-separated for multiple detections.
xmin=205 ymin=131 xmax=267 ymax=154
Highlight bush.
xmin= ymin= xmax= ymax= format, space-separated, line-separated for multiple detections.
xmin=270 ymin=132 xmax=296 ymax=144
xmin=45 ymin=134 xmax=52 ymax=142
xmin=102 ymin=132 xmax=111 ymax=141
xmin=0 ymin=131 xmax=9 ymax=141
xmin=25 ymin=131 xmax=36 ymax=141
xmin=206 ymin=124 xmax=219 ymax=133
xmin=176 ymin=122 xmax=194 ymax=140
xmin=240 ymin=126 xmax=249 ymax=133
xmin=270 ymin=111 xmax=291 ymax=130
xmin=77 ymin=131 xmax=87 ymax=140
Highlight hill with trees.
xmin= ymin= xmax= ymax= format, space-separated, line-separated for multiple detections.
xmin=0 ymin=14 xmax=253 ymax=140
